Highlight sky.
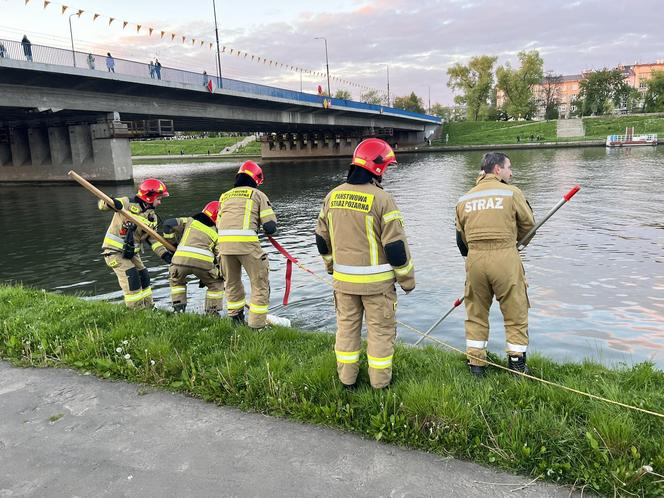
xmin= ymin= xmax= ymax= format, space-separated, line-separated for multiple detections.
xmin=1 ymin=0 xmax=663 ymax=105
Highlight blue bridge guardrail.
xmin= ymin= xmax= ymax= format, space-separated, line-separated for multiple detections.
xmin=0 ymin=38 xmax=441 ymax=125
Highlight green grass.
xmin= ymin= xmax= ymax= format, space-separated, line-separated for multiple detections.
xmin=130 ymin=137 xmax=244 ymax=156
xmin=236 ymin=141 xmax=262 ymax=154
xmin=583 ymin=115 xmax=664 ymax=139
xmin=434 ymin=121 xmax=558 ymax=146
xmin=1 ymin=285 xmax=663 ymax=496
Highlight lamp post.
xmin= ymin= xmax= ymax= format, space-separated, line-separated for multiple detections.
xmin=428 ymin=85 xmax=431 ymax=114
xmin=385 ymin=64 xmax=390 ymax=107
xmin=212 ymin=0 xmax=223 ymax=88
xmin=68 ymin=13 xmax=77 ymax=67
xmin=314 ymin=36 xmax=331 ymax=97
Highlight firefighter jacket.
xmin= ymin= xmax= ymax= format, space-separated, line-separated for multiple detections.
xmin=315 ymin=180 xmax=415 ymax=295
xmin=164 ymin=214 xmax=219 ymax=271
xmin=98 ymin=197 xmax=168 ymax=258
xmin=455 ymin=173 xmax=535 ymax=248
xmin=216 ymin=187 xmax=277 ymax=257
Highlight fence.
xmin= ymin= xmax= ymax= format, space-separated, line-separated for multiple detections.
xmin=0 ymin=38 xmax=441 ymax=124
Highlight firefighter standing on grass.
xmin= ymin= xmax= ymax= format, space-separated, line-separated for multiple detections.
xmin=216 ymin=161 xmax=277 ymax=328
xmin=315 ymin=138 xmax=415 ymax=390
xmin=455 ymin=152 xmax=535 ymax=376
xmin=163 ymin=201 xmax=225 ymax=315
xmin=99 ymin=179 xmax=172 ymax=309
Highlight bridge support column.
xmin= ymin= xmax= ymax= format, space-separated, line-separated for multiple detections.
xmin=0 ymin=118 xmax=132 ymax=183
xmin=261 ymin=133 xmax=361 ymax=159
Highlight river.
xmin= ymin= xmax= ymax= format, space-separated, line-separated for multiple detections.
xmin=1 ymin=147 xmax=663 ymax=368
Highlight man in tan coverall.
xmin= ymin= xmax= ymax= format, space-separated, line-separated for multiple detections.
xmin=216 ymin=161 xmax=277 ymax=328
xmin=455 ymin=152 xmax=535 ymax=376
xmin=316 ymin=138 xmax=415 ymax=390
xmin=163 ymin=201 xmax=225 ymax=315
xmin=98 ymin=178 xmax=172 ymax=309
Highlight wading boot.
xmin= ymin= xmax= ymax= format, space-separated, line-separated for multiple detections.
xmin=173 ymin=303 xmax=186 ymax=313
xmin=469 ymin=364 xmax=486 ymax=377
xmin=342 ymin=382 xmax=357 ymax=391
xmin=231 ymin=309 xmax=245 ymax=325
xmin=508 ymin=353 xmax=529 ymax=376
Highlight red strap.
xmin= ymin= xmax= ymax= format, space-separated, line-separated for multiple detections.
xmin=267 ymin=236 xmax=313 ymax=306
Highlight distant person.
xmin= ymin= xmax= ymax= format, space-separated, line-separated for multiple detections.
xmin=148 ymin=60 xmax=155 ymax=78
xmin=21 ymin=35 xmax=32 ymax=62
xmin=0 ymin=42 xmax=7 ymax=58
xmin=202 ymin=70 xmax=209 ymax=87
xmin=86 ymin=53 xmax=95 ymax=70
xmin=516 ymin=135 xmax=520 ymax=143
xmin=154 ymin=59 xmax=162 ymax=80
xmin=106 ymin=52 xmax=115 ymax=73
xmin=445 ymin=133 xmax=449 ymax=144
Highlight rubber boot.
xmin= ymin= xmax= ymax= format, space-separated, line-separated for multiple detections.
xmin=173 ymin=303 xmax=186 ymax=313
xmin=469 ymin=364 xmax=486 ymax=377
xmin=231 ymin=309 xmax=245 ymax=325
xmin=342 ymin=382 xmax=357 ymax=391
xmin=508 ymin=352 xmax=529 ymax=375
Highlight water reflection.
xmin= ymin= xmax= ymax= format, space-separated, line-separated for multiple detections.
xmin=1 ymin=147 xmax=663 ymax=368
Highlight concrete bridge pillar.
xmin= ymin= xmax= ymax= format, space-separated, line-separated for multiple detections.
xmin=0 ymin=118 xmax=132 ymax=183
xmin=261 ymin=132 xmax=361 ymax=159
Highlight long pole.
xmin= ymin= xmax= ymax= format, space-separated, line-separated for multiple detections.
xmin=386 ymin=64 xmax=390 ymax=107
xmin=414 ymin=184 xmax=581 ymax=346
xmin=212 ymin=0 xmax=223 ymax=89
xmin=428 ymin=85 xmax=431 ymax=113
xmin=315 ymin=37 xmax=331 ymax=97
xmin=68 ymin=13 xmax=76 ymax=67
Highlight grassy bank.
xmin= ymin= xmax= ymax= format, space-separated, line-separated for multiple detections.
xmin=130 ymin=137 xmax=244 ymax=156
xmin=583 ymin=115 xmax=664 ymax=139
xmin=1 ymin=285 xmax=663 ymax=496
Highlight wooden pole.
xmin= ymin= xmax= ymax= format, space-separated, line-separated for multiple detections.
xmin=68 ymin=170 xmax=176 ymax=252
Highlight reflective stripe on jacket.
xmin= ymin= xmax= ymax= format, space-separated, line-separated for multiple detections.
xmin=171 ymin=217 xmax=219 ymax=270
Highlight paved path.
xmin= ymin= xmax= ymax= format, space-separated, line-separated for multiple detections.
xmin=0 ymin=363 xmax=574 ymax=497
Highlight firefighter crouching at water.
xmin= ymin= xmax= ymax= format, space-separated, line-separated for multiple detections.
xmin=455 ymin=152 xmax=535 ymax=376
xmin=98 ymin=178 xmax=172 ymax=309
xmin=315 ymin=138 xmax=415 ymax=390
xmin=216 ymin=161 xmax=277 ymax=328
xmin=163 ymin=201 xmax=225 ymax=314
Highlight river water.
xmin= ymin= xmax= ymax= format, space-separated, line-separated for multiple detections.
xmin=1 ymin=147 xmax=663 ymax=368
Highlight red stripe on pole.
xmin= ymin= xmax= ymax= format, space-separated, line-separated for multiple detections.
xmin=564 ymin=184 xmax=581 ymax=202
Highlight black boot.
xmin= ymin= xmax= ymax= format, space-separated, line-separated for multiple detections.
xmin=231 ymin=310 xmax=245 ymax=325
xmin=342 ymin=382 xmax=357 ymax=391
xmin=173 ymin=303 xmax=186 ymax=313
xmin=469 ymin=364 xmax=486 ymax=377
xmin=508 ymin=353 xmax=529 ymax=375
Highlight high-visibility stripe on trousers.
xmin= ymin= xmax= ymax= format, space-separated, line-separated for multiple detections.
xmin=220 ymin=253 xmax=270 ymax=328
xmin=168 ymin=264 xmax=225 ymax=314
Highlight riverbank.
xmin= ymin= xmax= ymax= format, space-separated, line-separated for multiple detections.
xmin=1 ymin=285 xmax=662 ymax=496
xmin=132 ymin=152 xmax=261 ymax=165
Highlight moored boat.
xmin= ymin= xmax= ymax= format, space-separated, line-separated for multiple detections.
xmin=606 ymin=127 xmax=658 ymax=147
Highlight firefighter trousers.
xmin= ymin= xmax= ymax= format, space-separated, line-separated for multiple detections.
xmin=168 ymin=264 xmax=225 ymax=314
xmin=103 ymin=252 xmax=153 ymax=309
xmin=464 ymin=244 xmax=529 ymax=366
xmin=334 ymin=287 xmax=397 ymax=389
xmin=220 ymin=253 xmax=270 ymax=328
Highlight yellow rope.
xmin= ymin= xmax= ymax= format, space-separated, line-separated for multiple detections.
xmin=291 ymin=259 xmax=664 ymax=420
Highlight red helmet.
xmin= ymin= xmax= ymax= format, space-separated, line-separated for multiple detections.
xmin=237 ymin=160 xmax=264 ymax=186
xmin=351 ymin=138 xmax=397 ymax=176
xmin=137 ymin=178 xmax=169 ymax=204
xmin=202 ymin=201 xmax=220 ymax=222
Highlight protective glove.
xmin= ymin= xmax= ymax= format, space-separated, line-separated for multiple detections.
xmin=122 ymin=241 xmax=136 ymax=259
xmin=112 ymin=198 xmax=124 ymax=210
xmin=161 ymin=252 xmax=173 ymax=264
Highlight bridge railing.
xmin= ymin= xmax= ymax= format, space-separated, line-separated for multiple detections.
xmin=0 ymin=37 xmax=441 ymax=124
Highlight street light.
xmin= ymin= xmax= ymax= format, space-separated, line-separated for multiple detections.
xmin=314 ymin=36 xmax=331 ymax=97
xmin=212 ymin=0 xmax=223 ymax=88
xmin=385 ymin=64 xmax=390 ymax=107
xmin=68 ymin=13 xmax=78 ymax=67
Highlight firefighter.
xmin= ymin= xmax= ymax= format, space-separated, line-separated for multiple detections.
xmin=455 ymin=152 xmax=535 ymax=376
xmin=315 ymin=138 xmax=415 ymax=390
xmin=216 ymin=161 xmax=277 ymax=328
xmin=98 ymin=178 xmax=172 ymax=309
xmin=163 ymin=201 xmax=225 ymax=314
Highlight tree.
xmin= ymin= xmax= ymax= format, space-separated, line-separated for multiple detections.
xmin=643 ymin=70 xmax=664 ymax=113
xmin=392 ymin=92 xmax=425 ymax=114
xmin=360 ymin=89 xmax=385 ymax=105
xmin=430 ymin=103 xmax=452 ymax=120
xmin=496 ymin=50 xmax=544 ymax=120
xmin=577 ymin=68 xmax=631 ymax=116
xmin=334 ymin=89 xmax=352 ymax=100
xmin=447 ymin=55 xmax=497 ymax=121
xmin=539 ymin=72 xmax=562 ymax=120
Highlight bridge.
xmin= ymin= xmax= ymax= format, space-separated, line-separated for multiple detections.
xmin=0 ymin=39 xmax=441 ymax=183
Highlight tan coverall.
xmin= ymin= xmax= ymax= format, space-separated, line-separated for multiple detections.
xmin=164 ymin=215 xmax=225 ymax=314
xmin=316 ymin=180 xmax=415 ymax=388
xmin=99 ymin=197 xmax=169 ymax=309
xmin=215 ymin=186 xmax=277 ymax=328
xmin=455 ymin=173 xmax=536 ymax=366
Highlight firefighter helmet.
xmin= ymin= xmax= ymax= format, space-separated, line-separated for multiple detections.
xmin=137 ymin=178 xmax=169 ymax=204
xmin=351 ymin=138 xmax=397 ymax=176
xmin=202 ymin=200 xmax=220 ymax=222
xmin=237 ymin=160 xmax=264 ymax=186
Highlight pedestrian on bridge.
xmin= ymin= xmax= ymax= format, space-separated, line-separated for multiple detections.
xmin=154 ymin=59 xmax=162 ymax=80
xmin=21 ymin=35 xmax=32 ymax=62
xmin=216 ymin=161 xmax=277 ymax=328
xmin=87 ymin=53 xmax=95 ymax=70
xmin=315 ymin=138 xmax=416 ymax=390
xmin=106 ymin=53 xmax=115 ymax=73
xmin=0 ymin=42 xmax=7 ymax=59
xmin=454 ymin=152 xmax=535 ymax=376
xmin=163 ymin=201 xmax=225 ymax=315
xmin=98 ymin=179 xmax=172 ymax=309
xmin=148 ymin=60 xmax=155 ymax=78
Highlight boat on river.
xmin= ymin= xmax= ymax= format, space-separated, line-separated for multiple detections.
xmin=606 ymin=127 xmax=658 ymax=147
